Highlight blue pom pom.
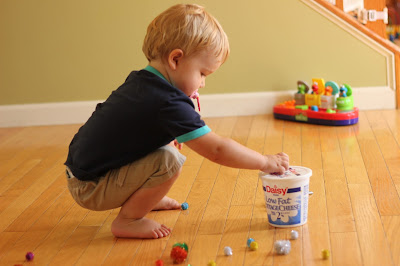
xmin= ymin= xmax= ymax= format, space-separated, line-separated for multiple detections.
xmin=247 ymin=238 xmax=255 ymax=247
xmin=181 ymin=202 xmax=189 ymax=210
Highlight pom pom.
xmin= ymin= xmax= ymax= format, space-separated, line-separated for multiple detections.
xmin=274 ymin=240 xmax=291 ymax=255
xmin=181 ymin=202 xmax=189 ymax=210
xmin=170 ymin=246 xmax=188 ymax=263
xmin=247 ymin=238 xmax=254 ymax=247
xmin=223 ymin=246 xmax=233 ymax=256
xmin=322 ymin=249 xmax=330 ymax=260
xmin=25 ymin=252 xmax=34 ymax=261
xmin=208 ymin=260 xmax=216 ymax=266
xmin=155 ymin=259 xmax=164 ymax=266
xmin=290 ymin=230 xmax=299 ymax=240
xmin=173 ymin=242 xmax=188 ymax=252
xmin=250 ymin=241 xmax=258 ymax=251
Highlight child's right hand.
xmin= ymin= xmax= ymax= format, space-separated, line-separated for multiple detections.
xmin=261 ymin=152 xmax=289 ymax=174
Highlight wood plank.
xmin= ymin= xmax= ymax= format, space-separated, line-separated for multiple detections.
xmin=0 ymin=231 xmax=24 ymax=261
xmin=247 ymin=115 xmax=269 ymax=154
xmin=337 ymin=125 xmax=370 ymax=184
xmin=159 ymin=178 xmax=216 ymax=262
xmin=357 ymin=112 xmax=400 ymax=215
xmin=0 ymin=158 xmax=41 ymax=195
xmin=28 ymin=203 xmax=89 ymax=265
xmin=282 ymin=121 xmax=302 ymax=166
xmin=348 ymin=184 xmax=393 ymax=266
xmin=0 ymin=161 xmax=66 ymax=232
xmin=246 ymin=184 xmax=275 ymax=266
xmin=102 ymin=238 xmax=143 ymax=265
xmin=263 ymin=115 xmax=284 ymax=155
xmin=74 ymin=210 xmax=117 ymax=266
xmin=330 ymin=232 xmax=362 ymax=266
xmin=366 ymin=111 xmax=400 ymax=185
xmin=301 ymin=125 xmax=328 ymax=224
xmin=382 ymin=110 xmax=400 ymax=144
xmin=6 ymin=174 xmax=68 ymax=232
xmin=231 ymin=115 xmax=252 ymax=146
xmin=301 ymin=122 xmax=331 ymax=265
xmin=231 ymin=169 xmax=258 ymax=206
xmin=0 ymin=195 xmax=16 ymax=213
xmin=381 ymin=215 xmax=400 ymax=266
xmin=1 ymin=149 xmax=67 ymax=197
xmin=306 ymin=169 xmax=328 ymax=225
xmin=48 ymin=226 xmax=100 ymax=266
xmin=319 ymin=126 xmax=345 ymax=172
xmin=324 ymin=170 xmax=356 ymax=232
xmin=301 ymin=124 xmax=322 ymax=170
xmin=320 ymin=127 xmax=356 ymax=232
xmin=126 ymin=237 xmax=168 ymax=265
xmin=25 ymin=188 xmax=75 ymax=232
xmin=0 ymin=127 xmax=24 ymax=143
xmin=188 ymin=234 xmax=222 ymax=265
xmin=79 ymin=209 xmax=113 ymax=227
xmin=0 ymin=125 xmax=72 ymax=178
xmin=231 ymin=115 xmax=268 ymax=207
xmin=197 ymin=166 xmax=238 ymax=235
xmin=302 ymin=223 xmax=331 ymax=265
xmin=216 ymin=205 xmax=253 ymax=266
xmin=0 ymin=230 xmax=50 ymax=265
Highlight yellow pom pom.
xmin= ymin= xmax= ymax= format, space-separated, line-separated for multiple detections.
xmin=250 ymin=241 xmax=258 ymax=251
xmin=322 ymin=249 xmax=330 ymax=260
xmin=208 ymin=260 xmax=216 ymax=266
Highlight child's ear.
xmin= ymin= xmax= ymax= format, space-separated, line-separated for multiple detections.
xmin=168 ymin=49 xmax=184 ymax=70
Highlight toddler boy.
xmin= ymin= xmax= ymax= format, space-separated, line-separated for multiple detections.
xmin=65 ymin=4 xmax=289 ymax=239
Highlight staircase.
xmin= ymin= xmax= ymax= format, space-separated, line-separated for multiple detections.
xmin=314 ymin=0 xmax=400 ymax=108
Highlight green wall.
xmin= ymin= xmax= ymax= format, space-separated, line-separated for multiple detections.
xmin=0 ymin=0 xmax=387 ymax=105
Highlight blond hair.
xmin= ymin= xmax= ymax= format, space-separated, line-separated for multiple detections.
xmin=142 ymin=4 xmax=230 ymax=63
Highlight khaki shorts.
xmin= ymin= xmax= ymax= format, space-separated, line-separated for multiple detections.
xmin=66 ymin=145 xmax=186 ymax=211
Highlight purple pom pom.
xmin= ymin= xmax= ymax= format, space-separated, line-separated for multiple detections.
xmin=25 ymin=252 xmax=34 ymax=261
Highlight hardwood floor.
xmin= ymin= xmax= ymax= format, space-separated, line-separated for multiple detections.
xmin=0 ymin=110 xmax=399 ymax=265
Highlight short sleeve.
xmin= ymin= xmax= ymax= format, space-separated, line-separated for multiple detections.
xmin=160 ymin=95 xmax=210 ymax=143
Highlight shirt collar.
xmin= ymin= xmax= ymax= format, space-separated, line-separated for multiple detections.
xmin=143 ymin=65 xmax=169 ymax=84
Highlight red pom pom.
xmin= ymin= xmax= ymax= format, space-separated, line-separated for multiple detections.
xmin=170 ymin=246 xmax=188 ymax=263
xmin=155 ymin=259 xmax=164 ymax=266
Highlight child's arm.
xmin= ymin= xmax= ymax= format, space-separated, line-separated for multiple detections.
xmin=184 ymin=132 xmax=289 ymax=174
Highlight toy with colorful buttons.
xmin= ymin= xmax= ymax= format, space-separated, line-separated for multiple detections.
xmin=274 ymin=78 xmax=358 ymax=126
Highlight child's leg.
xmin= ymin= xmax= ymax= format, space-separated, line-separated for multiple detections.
xmin=111 ymin=167 xmax=181 ymax=239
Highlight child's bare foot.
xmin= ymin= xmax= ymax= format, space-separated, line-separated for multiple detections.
xmin=111 ymin=217 xmax=171 ymax=238
xmin=152 ymin=196 xmax=180 ymax=210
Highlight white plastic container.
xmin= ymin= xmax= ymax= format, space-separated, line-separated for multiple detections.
xmin=259 ymin=166 xmax=312 ymax=227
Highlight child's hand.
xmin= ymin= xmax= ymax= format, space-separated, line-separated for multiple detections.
xmin=169 ymin=139 xmax=183 ymax=150
xmin=261 ymin=152 xmax=289 ymax=174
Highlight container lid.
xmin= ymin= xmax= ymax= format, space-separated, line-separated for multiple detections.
xmin=259 ymin=166 xmax=312 ymax=180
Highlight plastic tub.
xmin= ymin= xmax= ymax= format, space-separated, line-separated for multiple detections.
xmin=259 ymin=166 xmax=312 ymax=227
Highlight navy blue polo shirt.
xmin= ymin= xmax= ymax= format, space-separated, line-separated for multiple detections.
xmin=65 ymin=66 xmax=210 ymax=181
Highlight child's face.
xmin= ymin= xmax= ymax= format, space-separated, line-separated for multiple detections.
xmin=169 ymin=49 xmax=222 ymax=97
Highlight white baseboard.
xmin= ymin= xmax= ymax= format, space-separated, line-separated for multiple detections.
xmin=0 ymin=87 xmax=395 ymax=127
